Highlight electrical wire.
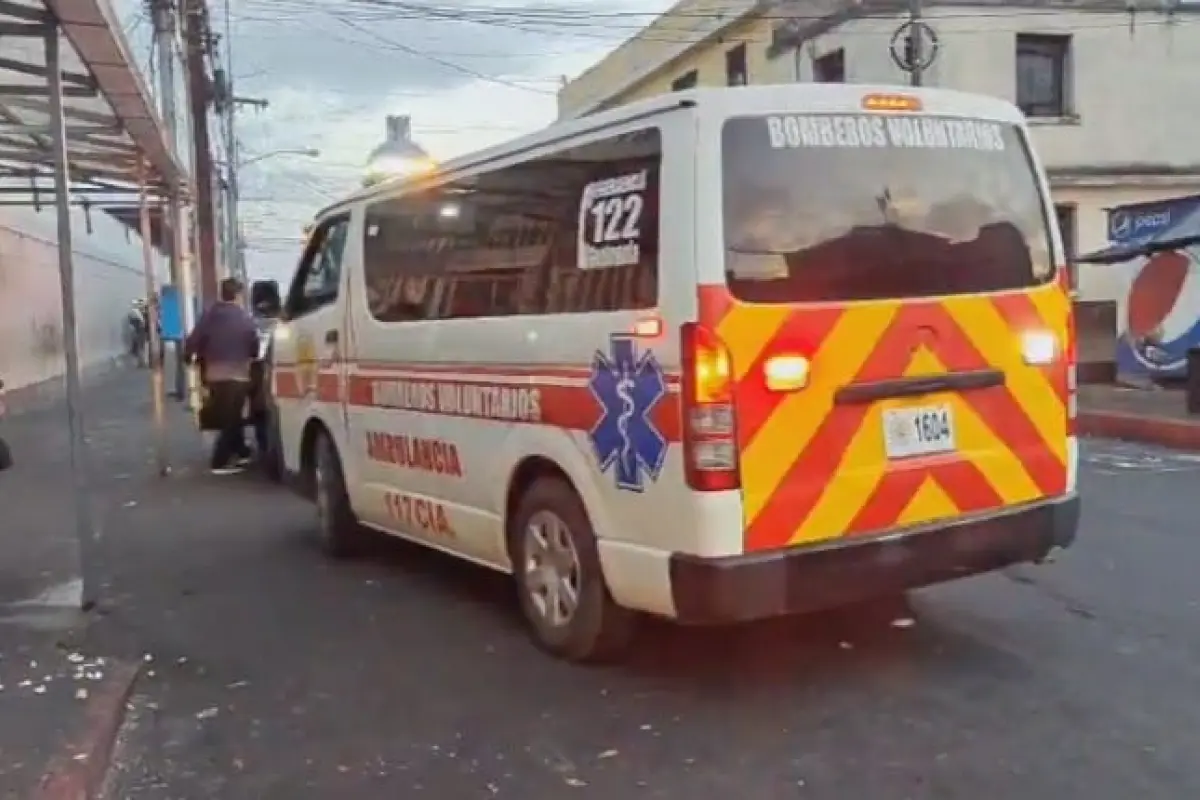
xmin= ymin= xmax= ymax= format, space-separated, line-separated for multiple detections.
xmin=333 ymin=16 xmax=556 ymax=94
xmin=236 ymin=0 xmax=1200 ymax=44
xmin=224 ymin=0 xmax=1198 ymax=256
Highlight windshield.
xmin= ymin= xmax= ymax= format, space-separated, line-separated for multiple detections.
xmin=721 ymin=113 xmax=1055 ymax=304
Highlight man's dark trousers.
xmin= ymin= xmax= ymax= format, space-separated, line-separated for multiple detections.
xmin=207 ymin=380 xmax=250 ymax=469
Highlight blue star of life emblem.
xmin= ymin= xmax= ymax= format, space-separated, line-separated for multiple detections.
xmin=588 ymin=334 xmax=669 ymax=492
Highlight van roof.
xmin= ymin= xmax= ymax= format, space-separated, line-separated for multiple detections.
xmin=315 ymin=83 xmax=1025 ymax=219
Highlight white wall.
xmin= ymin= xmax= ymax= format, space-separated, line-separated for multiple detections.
xmin=0 ymin=206 xmax=163 ymax=392
xmin=792 ymin=8 xmax=1200 ymax=168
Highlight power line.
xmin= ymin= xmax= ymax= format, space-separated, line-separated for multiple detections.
xmin=227 ymin=0 xmax=1200 ymax=59
xmin=333 ymin=16 xmax=555 ymax=94
xmin=243 ymin=0 xmax=1198 ymax=33
xmin=217 ymin=0 xmax=1200 ymax=106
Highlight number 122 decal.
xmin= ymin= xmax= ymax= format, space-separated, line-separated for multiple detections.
xmin=588 ymin=193 xmax=643 ymax=244
xmin=576 ymin=168 xmax=650 ymax=271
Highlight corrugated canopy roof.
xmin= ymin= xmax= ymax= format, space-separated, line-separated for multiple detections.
xmin=0 ymin=0 xmax=187 ymax=224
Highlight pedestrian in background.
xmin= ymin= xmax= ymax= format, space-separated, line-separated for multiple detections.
xmin=184 ymin=278 xmax=259 ymax=475
xmin=126 ymin=299 xmax=149 ymax=367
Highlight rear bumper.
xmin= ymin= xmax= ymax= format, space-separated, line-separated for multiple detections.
xmin=668 ymin=493 xmax=1080 ymax=625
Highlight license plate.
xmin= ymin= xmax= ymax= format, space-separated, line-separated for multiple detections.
xmin=882 ymin=405 xmax=955 ymax=459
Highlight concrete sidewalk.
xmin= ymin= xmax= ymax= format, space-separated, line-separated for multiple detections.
xmin=1078 ymin=383 xmax=1200 ymax=451
xmin=0 ymin=366 xmax=206 ymax=800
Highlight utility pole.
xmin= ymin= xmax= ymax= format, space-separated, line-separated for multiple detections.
xmin=907 ymin=0 xmax=924 ymax=87
xmin=182 ymin=0 xmax=218 ymax=308
xmin=149 ymin=0 xmax=194 ymax=401
xmin=230 ymin=95 xmax=268 ymax=283
xmin=214 ymin=64 xmax=268 ymax=288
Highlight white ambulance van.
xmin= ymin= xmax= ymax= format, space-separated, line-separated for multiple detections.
xmin=271 ymin=84 xmax=1080 ymax=662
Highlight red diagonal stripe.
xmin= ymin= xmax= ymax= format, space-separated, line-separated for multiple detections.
xmin=915 ymin=307 xmax=1065 ymax=495
xmin=744 ymin=405 xmax=869 ymax=551
xmin=927 ymin=458 xmax=1005 ymax=513
xmin=847 ymin=458 xmax=1002 ymax=537
xmin=954 ymin=388 xmax=1065 ymax=494
xmin=735 ymin=306 xmax=845 ymax=447
xmin=868 ymin=303 xmax=988 ymax=379
xmin=846 ymin=469 xmax=925 ymax=534
xmin=698 ymin=284 xmax=735 ymax=327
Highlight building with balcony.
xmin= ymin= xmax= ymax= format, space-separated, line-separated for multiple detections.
xmin=557 ymin=0 xmax=1200 ymax=302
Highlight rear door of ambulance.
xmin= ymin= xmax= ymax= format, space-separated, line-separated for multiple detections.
xmin=698 ymin=91 xmax=1073 ymax=556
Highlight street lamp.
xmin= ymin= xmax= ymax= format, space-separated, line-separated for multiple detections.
xmin=224 ymin=147 xmax=320 ymax=285
xmin=364 ymin=115 xmax=434 ymax=187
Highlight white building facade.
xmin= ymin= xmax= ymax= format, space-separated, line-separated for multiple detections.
xmin=773 ymin=2 xmax=1200 ymax=301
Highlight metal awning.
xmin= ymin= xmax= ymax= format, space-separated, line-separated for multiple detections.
xmin=0 ymin=0 xmax=188 ymax=222
xmin=0 ymin=0 xmax=190 ymax=612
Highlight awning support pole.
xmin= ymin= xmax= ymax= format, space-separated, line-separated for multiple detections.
xmin=138 ymin=162 xmax=170 ymax=476
xmin=45 ymin=26 xmax=99 ymax=611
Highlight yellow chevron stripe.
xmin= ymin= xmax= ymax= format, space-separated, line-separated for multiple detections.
xmin=1026 ymin=282 xmax=1072 ymax=341
xmin=789 ymin=403 xmax=883 ymax=544
xmin=943 ymin=297 xmax=1066 ymax=463
xmin=741 ymin=303 xmax=897 ymax=526
xmin=716 ymin=303 xmax=793 ymax=383
xmin=896 ymin=477 xmax=958 ymax=527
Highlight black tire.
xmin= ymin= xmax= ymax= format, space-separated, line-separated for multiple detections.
xmin=261 ymin=410 xmax=284 ymax=483
xmin=510 ymin=477 xmax=636 ymax=662
xmin=313 ymin=431 xmax=367 ymax=558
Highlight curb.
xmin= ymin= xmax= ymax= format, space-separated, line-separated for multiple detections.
xmin=1078 ymin=410 xmax=1200 ymax=452
xmin=33 ymin=661 xmax=140 ymax=800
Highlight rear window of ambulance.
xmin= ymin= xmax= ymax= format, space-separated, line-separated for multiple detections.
xmin=721 ymin=113 xmax=1056 ymax=304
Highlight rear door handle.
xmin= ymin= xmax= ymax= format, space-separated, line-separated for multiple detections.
xmin=324 ymin=329 xmax=339 ymax=345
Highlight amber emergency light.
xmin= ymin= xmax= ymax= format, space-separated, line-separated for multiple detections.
xmin=862 ymin=93 xmax=923 ymax=112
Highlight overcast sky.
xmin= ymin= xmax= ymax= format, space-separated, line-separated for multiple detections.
xmin=113 ymin=0 xmax=678 ymax=283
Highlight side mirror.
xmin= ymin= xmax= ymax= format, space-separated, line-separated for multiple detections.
xmin=250 ymin=279 xmax=282 ymax=317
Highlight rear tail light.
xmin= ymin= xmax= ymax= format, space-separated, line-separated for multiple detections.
xmin=680 ymin=323 xmax=739 ymax=492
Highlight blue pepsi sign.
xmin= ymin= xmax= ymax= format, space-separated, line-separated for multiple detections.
xmin=1108 ymin=194 xmax=1200 ymax=380
xmin=157 ymin=285 xmax=198 ymax=342
xmin=1108 ymin=196 xmax=1200 ymax=247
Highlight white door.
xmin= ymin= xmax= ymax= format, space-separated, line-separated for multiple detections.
xmin=275 ymin=214 xmax=352 ymax=476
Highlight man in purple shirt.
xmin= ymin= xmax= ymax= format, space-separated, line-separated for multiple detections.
xmin=185 ymin=278 xmax=259 ymax=474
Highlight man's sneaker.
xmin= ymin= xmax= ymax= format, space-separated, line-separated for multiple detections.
xmin=235 ymin=455 xmax=253 ymax=467
xmin=211 ymin=465 xmax=244 ymax=476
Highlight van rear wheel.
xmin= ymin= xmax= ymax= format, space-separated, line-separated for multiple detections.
xmin=511 ymin=477 xmax=635 ymax=662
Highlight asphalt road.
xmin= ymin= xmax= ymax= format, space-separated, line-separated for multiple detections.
xmin=91 ymin=437 xmax=1200 ymax=800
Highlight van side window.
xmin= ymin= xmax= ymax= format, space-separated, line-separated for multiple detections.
xmin=362 ymin=127 xmax=661 ymax=321
xmin=286 ymin=216 xmax=349 ymax=318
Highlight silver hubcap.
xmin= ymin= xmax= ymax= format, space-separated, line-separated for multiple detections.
xmin=523 ymin=510 xmax=581 ymax=628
